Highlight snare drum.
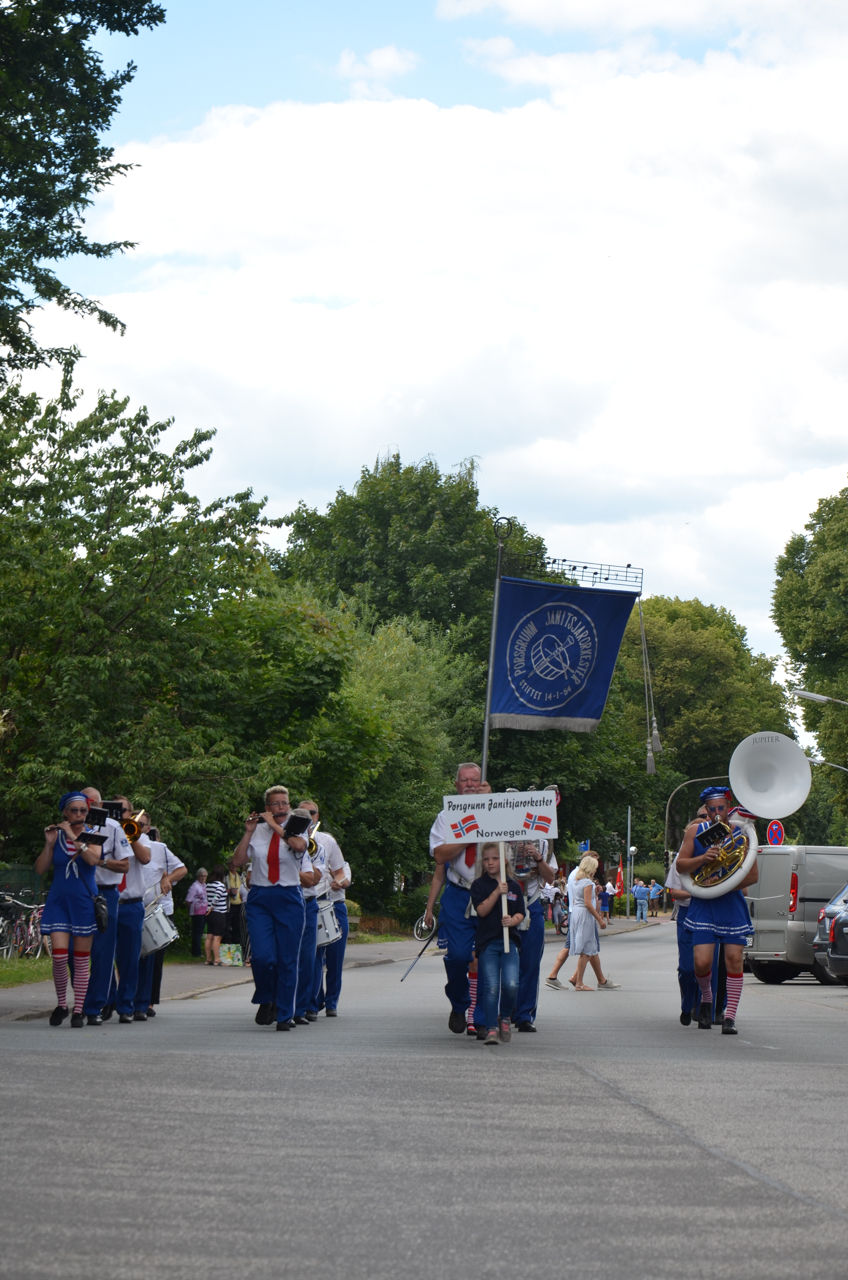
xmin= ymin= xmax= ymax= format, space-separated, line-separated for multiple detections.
xmin=316 ymin=899 xmax=342 ymax=948
xmin=140 ymin=906 xmax=179 ymax=957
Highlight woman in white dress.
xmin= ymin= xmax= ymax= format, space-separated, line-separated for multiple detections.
xmin=547 ymin=854 xmax=620 ymax=991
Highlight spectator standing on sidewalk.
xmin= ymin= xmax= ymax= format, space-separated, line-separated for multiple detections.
xmin=186 ymin=868 xmax=209 ymax=957
xmin=633 ymin=879 xmax=650 ymax=923
xmin=648 ymin=879 xmax=663 ymax=917
xmin=598 ymin=882 xmax=611 ymax=924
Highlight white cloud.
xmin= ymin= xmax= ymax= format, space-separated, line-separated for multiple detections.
xmin=335 ymin=45 xmax=420 ymax=100
xmin=33 ymin=36 xmax=848 ymax=659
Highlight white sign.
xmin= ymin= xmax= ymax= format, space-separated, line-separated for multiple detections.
xmin=442 ymin=791 xmax=558 ymax=842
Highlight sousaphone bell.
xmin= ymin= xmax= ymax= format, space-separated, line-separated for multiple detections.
xmin=680 ymin=732 xmax=812 ymax=899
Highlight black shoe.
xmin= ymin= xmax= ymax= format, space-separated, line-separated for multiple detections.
xmin=722 ymin=1017 xmax=738 ymax=1035
xmin=86 ymin=1014 xmax=103 ymax=1027
xmin=680 ymin=1010 xmax=692 ymax=1026
xmin=101 ymin=1004 xmax=115 ymax=1022
xmin=305 ymin=1011 xmax=319 ymax=1022
xmin=293 ymin=1016 xmax=310 ymax=1025
xmin=449 ymin=1010 xmax=466 ymax=1034
xmin=466 ymin=1021 xmax=478 ymax=1036
xmin=713 ymin=1014 xmax=725 ymax=1026
xmin=276 ymin=1020 xmax=294 ymax=1031
xmin=49 ymin=1006 xmax=69 ymax=1027
xmin=517 ymin=1021 xmax=537 ymax=1033
xmin=70 ymin=1012 xmax=85 ymax=1028
xmin=697 ymin=1001 xmax=712 ymax=1030
xmin=254 ymin=1002 xmax=276 ymax=1026
xmin=476 ymin=1026 xmax=487 ymax=1040
xmin=326 ymin=1008 xmax=337 ymax=1017
xmin=119 ymin=1013 xmax=134 ymax=1024
xmin=133 ymin=1011 xmax=148 ymax=1022
xmin=147 ymin=1007 xmax=156 ymax=1018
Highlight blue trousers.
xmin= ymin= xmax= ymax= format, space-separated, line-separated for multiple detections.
xmin=478 ymin=939 xmax=521 ymax=1028
xmin=295 ymin=896 xmax=320 ymax=1016
xmin=135 ymin=952 xmax=155 ymax=1013
xmin=635 ymin=898 xmax=648 ymax=922
xmin=317 ymin=902 xmax=348 ymax=1011
xmin=438 ymin=881 xmax=477 ymax=1015
xmin=83 ymin=886 xmax=119 ymax=1016
xmin=114 ymin=899 xmax=144 ymax=1016
xmin=513 ymin=897 xmax=545 ymax=1025
xmin=676 ymin=903 xmax=699 ymax=1015
xmin=245 ymin=885 xmax=305 ymax=1021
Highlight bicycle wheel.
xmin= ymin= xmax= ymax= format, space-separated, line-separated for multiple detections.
xmin=13 ymin=917 xmax=27 ymax=958
xmin=0 ymin=918 xmax=14 ymax=959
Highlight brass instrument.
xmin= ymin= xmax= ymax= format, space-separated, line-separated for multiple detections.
xmin=691 ymin=822 xmax=750 ymax=890
xmin=307 ymin=821 xmax=322 ymax=860
xmin=121 ymin=809 xmax=147 ymax=842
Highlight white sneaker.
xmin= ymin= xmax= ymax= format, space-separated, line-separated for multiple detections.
xmin=597 ymin=978 xmax=621 ymax=989
xmin=545 ymin=977 xmax=566 ymax=991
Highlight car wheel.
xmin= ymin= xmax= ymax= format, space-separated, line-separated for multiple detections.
xmin=812 ymin=960 xmax=841 ymax=986
xmin=835 ymin=975 xmax=848 ymax=987
xmin=749 ymin=960 xmax=800 ymax=984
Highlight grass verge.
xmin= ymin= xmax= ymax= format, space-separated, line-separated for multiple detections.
xmin=0 ymin=956 xmax=53 ymax=987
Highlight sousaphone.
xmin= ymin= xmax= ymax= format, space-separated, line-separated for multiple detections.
xmin=680 ymin=732 xmax=812 ymax=899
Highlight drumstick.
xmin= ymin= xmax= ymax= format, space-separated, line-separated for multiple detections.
xmin=499 ymin=841 xmax=509 ymax=953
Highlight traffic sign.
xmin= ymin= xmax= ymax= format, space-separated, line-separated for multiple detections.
xmin=767 ymin=820 xmax=785 ymax=846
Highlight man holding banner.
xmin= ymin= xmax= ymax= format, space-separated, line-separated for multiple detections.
xmin=509 ymin=835 xmax=557 ymax=1032
xmin=429 ymin=762 xmax=487 ymax=1035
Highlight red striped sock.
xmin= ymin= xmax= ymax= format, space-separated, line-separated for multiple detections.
xmin=72 ymin=950 xmax=91 ymax=1014
xmin=725 ymin=973 xmax=743 ymax=1022
xmin=696 ymin=972 xmax=713 ymax=1004
xmin=52 ymin=949 xmax=69 ymax=1007
xmin=467 ymin=973 xmax=478 ymax=1025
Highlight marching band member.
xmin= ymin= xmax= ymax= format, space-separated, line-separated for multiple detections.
xmin=79 ymin=785 xmax=132 ymax=1027
xmin=233 ymin=785 xmax=310 ymax=1030
xmin=510 ymin=836 xmax=557 ymax=1033
xmin=294 ymin=798 xmax=343 ymax=1025
xmin=427 ymin=762 xmax=487 ymax=1035
xmin=299 ymin=801 xmax=349 ymax=1017
xmin=110 ymin=796 xmax=152 ymax=1024
xmin=36 ymin=793 xmax=103 ymax=1027
xmin=676 ymin=787 xmax=758 ymax=1035
xmin=135 ymin=821 xmax=187 ymax=1019
xmin=665 ymin=844 xmax=699 ymax=1026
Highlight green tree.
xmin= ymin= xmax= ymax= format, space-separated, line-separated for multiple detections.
xmin=0 ymin=375 xmax=357 ymax=862
xmin=281 ymin=453 xmax=547 ymax=657
xmin=773 ymin=483 xmax=848 ymax=810
xmin=0 ymin=1 xmax=165 ymax=378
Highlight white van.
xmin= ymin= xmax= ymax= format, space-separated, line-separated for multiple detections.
xmin=745 ymin=845 xmax=848 ymax=983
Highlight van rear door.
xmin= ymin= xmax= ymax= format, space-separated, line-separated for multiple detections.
xmin=748 ymin=846 xmax=791 ymax=957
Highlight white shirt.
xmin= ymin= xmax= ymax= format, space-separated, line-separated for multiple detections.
xmin=142 ymin=840 xmax=185 ymax=914
xmin=511 ymin=839 xmax=556 ymax=902
xmin=120 ymin=832 xmax=150 ymax=902
xmin=330 ymin=860 xmax=352 ymax=904
xmin=246 ymin=821 xmax=311 ymax=890
xmin=304 ymin=832 xmax=345 ymax=900
xmin=89 ymin=816 xmax=131 ymax=887
xmin=605 ymin=880 xmax=616 ymax=896
xmin=429 ymin=811 xmax=478 ymax=888
xmin=665 ymin=856 xmax=690 ymax=904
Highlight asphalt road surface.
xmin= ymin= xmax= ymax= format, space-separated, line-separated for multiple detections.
xmin=3 ymin=924 xmax=848 ymax=1280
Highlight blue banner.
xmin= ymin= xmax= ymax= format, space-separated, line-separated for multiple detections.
xmin=489 ymin=577 xmax=639 ymax=732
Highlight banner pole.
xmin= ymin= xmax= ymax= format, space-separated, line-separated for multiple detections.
xmin=481 ymin=524 xmax=510 ymax=782
xmin=499 ymin=840 xmax=510 ymax=952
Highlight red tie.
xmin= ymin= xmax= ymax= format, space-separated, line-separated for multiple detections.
xmin=464 ymin=843 xmax=476 ymax=870
xmin=118 ymin=873 xmax=126 ymax=891
xmin=267 ymin=832 xmax=280 ymax=885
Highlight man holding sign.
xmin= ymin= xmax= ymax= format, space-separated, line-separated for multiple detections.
xmin=428 ymin=762 xmax=488 ymax=1034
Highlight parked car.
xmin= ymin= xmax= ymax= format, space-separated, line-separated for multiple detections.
xmin=745 ymin=845 xmax=848 ymax=984
xmin=811 ymin=881 xmax=848 ymax=984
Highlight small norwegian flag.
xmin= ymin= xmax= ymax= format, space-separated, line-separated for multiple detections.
xmin=523 ymin=812 xmax=552 ymax=834
xmin=450 ymin=814 xmax=480 ymax=839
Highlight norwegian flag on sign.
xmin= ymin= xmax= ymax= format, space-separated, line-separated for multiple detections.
xmin=523 ymin=812 xmax=552 ymax=834
xmin=450 ymin=814 xmax=480 ymax=839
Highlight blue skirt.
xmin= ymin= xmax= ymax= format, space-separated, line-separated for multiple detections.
xmin=40 ymin=877 xmax=97 ymax=937
xmin=683 ymin=890 xmax=752 ymax=945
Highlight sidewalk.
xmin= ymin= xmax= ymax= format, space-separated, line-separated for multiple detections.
xmin=0 ymin=917 xmax=666 ymax=1021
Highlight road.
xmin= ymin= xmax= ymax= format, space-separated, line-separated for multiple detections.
xmin=2 ymin=924 xmax=848 ymax=1280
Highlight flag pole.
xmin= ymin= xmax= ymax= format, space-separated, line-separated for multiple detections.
xmin=481 ymin=518 xmax=512 ymax=783
xmin=498 ymin=840 xmax=510 ymax=952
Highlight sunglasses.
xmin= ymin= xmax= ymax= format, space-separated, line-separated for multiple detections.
xmin=66 ymin=807 xmax=88 ymax=816
xmin=303 ymin=809 xmax=319 ymax=816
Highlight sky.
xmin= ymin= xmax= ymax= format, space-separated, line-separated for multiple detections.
xmin=32 ymin=0 xmax=848 ymax=679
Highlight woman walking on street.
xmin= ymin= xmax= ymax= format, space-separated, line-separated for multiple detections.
xmin=547 ymin=855 xmax=620 ymax=991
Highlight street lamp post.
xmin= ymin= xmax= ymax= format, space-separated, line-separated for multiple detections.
xmin=793 ymin=689 xmax=848 ymax=708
